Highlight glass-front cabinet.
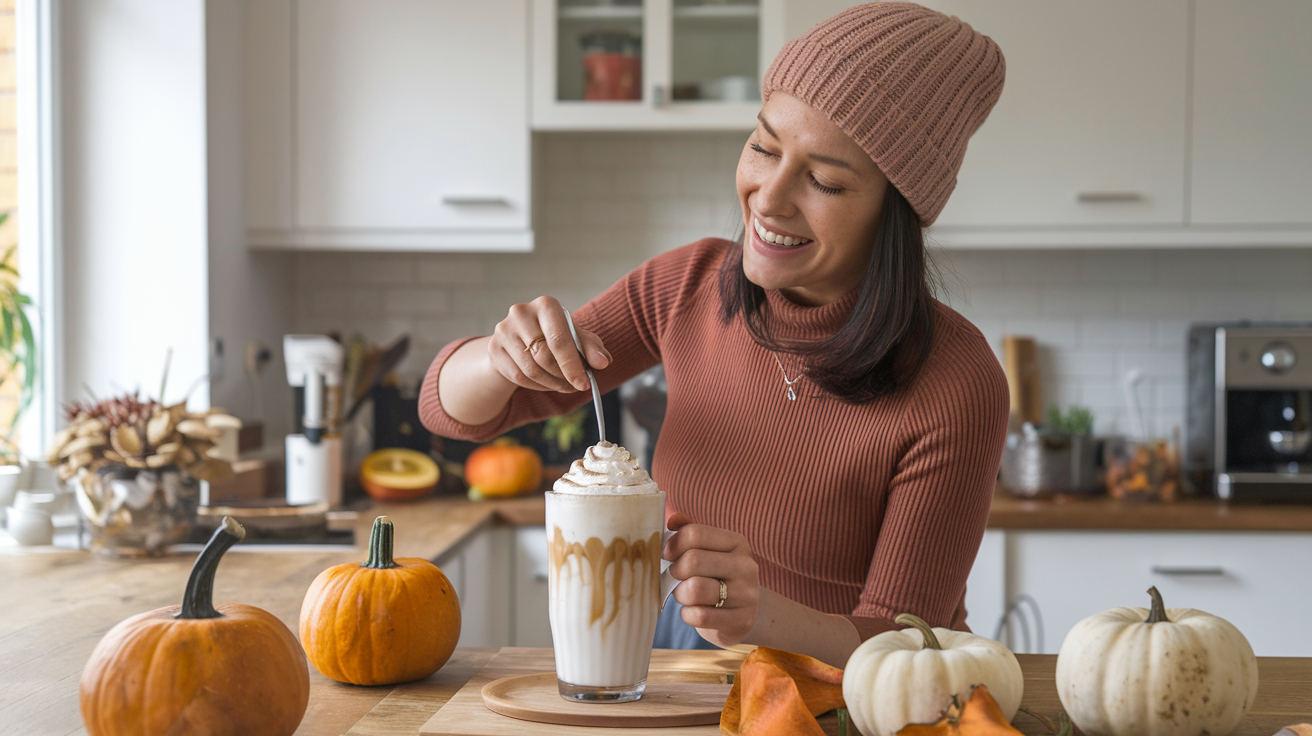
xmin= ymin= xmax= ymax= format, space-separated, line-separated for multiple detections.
xmin=532 ymin=0 xmax=784 ymax=130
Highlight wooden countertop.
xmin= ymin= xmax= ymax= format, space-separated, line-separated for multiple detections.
xmin=986 ymin=490 xmax=1312 ymax=532
xmin=8 ymin=487 xmax=1312 ymax=733
xmin=148 ymin=647 xmax=1312 ymax=736
xmin=0 ymin=494 xmax=542 ymax=735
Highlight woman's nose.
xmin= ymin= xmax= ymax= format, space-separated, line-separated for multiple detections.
xmin=753 ymin=167 xmax=795 ymax=219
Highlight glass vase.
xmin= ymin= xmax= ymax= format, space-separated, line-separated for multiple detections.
xmin=74 ymin=466 xmax=200 ymax=557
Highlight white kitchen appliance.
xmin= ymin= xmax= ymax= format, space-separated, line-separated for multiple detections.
xmin=284 ymin=335 xmax=344 ymax=507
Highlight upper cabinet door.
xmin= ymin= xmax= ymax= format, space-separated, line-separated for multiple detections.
xmin=920 ymin=0 xmax=1189 ymax=228
xmin=296 ymin=0 xmax=529 ymax=234
xmin=1191 ymin=1 xmax=1312 ymax=226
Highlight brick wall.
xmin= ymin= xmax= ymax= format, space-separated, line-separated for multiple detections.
xmin=293 ymin=132 xmax=1312 ymax=439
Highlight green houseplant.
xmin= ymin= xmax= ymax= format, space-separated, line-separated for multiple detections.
xmin=0 ymin=213 xmax=37 ymax=463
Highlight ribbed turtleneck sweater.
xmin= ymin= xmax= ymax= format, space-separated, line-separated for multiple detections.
xmin=418 ymin=239 xmax=1009 ymax=640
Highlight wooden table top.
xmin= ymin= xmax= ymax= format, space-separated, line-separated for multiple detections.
xmin=346 ymin=649 xmax=1312 ymax=736
xmin=986 ymin=490 xmax=1312 ymax=531
xmin=0 ymin=494 xmax=541 ymax=735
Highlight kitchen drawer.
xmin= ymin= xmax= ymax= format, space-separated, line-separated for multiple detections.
xmin=1007 ymin=531 xmax=1312 ymax=656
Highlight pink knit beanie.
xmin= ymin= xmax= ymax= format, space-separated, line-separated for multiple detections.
xmin=763 ymin=2 xmax=1005 ymax=227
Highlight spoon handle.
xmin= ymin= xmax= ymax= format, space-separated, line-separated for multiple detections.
xmin=562 ymin=307 xmax=606 ymax=443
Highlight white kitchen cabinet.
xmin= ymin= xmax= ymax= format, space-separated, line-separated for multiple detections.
xmin=964 ymin=529 xmax=1006 ymax=638
xmin=981 ymin=530 xmax=1312 ymax=656
xmin=436 ymin=524 xmax=514 ymax=648
xmin=1190 ymin=0 xmax=1312 ymax=226
xmin=243 ymin=0 xmax=534 ymax=252
xmin=531 ymin=0 xmax=786 ymax=130
xmin=513 ymin=525 xmax=554 ymax=647
xmin=921 ymin=0 xmax=1190 ymax=230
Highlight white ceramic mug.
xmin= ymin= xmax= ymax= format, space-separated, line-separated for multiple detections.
xmin=544 ymin=490 xmax=682 ymax=703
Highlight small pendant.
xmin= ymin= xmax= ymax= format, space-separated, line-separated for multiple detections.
xmin=786 ymin=386 xmax=797 ymax=401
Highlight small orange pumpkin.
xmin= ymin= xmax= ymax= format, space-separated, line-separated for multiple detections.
xmin=79 ymin=517 xmax=309 ymax=736
xmin=299 ymin=516 xmax=461 ymax=686
xmin=464 ymin=437 xmax=542 ymax=499
xmin=360 ymin=448 xmax=440 ymax=501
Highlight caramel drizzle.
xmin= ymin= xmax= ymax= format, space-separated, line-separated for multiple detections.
xmin=549 ymin=527 xmax=661 ymax=634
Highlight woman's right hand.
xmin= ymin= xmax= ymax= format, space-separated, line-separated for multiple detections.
xmin=488 ymin=296 xmax=612 ymax=393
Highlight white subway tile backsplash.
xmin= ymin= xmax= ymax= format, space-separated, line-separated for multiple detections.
xmin=289 ymin=133 xmax=1312 ymax=436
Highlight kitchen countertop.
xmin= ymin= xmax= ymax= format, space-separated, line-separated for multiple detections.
xmin=0 ymin=494 xmax=540 ymax=735
xmin=7 ymin=488 xmax=1312 ymax=733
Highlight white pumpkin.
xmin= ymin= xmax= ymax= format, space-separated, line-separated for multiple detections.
xmin=1056 ymin=586 xmax=1259 ymax=736
xmin=843 ymin=613 xmax=1024 ymax=736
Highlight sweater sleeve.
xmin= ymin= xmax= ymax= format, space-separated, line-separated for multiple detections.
xmin=842 ymin=319 xmax=1010 ymax=640
xmin=417 ymin=240 xmax=726 ymax=442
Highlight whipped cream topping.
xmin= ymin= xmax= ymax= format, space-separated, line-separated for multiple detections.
xmin=553 ymin=441 xmax=659 ymax=495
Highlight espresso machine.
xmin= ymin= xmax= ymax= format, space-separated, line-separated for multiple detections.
xmin=284 ymin=335 xmax=344 ymax=507
xmin=1186 ymin=324 xmax=1312 ymax=502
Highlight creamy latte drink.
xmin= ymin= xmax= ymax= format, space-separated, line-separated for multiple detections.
xmin=546 ymin=441 xmax=666 ymax=702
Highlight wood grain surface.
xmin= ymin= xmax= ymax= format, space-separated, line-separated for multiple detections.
xmin=481 ymin=671 xmax=732 ymax=728
xmin=0 ymin=496 xmax=525 ymax=735
xmin=987 ymin=490 xmax=1312 ymax=531
xmin=420 ymin=648 xmax=747 ymax=735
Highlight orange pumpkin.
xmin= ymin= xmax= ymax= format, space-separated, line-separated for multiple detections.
xmin=464 ymin=438 xmax=542 ymax=499
xmin=79 ymin=517 xmax=309 ymax=736
xmin=299 ymin=515 xmax=461 ymax=685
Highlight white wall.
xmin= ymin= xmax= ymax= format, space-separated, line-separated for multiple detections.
xmin=292 ymin=132 xmax=1312 ymax=439
xmin=206 ymin=0 xmax=295 ymax=443
xmin=60 ymin=0 xmax=209 ymax=409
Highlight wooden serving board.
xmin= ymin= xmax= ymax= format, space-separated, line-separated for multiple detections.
xmin=482 ymin=671 xmax=732 ymax=727
xmin=420 ymin=648 xmax=747 ymax=735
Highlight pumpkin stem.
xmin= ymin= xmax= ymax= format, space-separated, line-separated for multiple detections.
xmin=362 ymin=515 xmax=401 ymax=569
xmin=1145 ymin=586 xmax=1169 ymax=624
xmin=177 ymin=516 xmax=245 ymax=620
xmin=894 ymin=613 xmax=943 ymax=650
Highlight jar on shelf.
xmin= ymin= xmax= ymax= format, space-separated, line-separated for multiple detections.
xmin=580 ymin=29 xmax=642 ymax=101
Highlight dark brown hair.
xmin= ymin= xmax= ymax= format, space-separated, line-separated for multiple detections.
xmin=718 ymin=184 xmax=935 ymax=404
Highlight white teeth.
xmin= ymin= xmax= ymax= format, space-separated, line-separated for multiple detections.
xmin=753 ymin=218 xmax=812 ymax=247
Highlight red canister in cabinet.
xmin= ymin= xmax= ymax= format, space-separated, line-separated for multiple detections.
xmin=581 ymin=29 xmax=641 ymax=101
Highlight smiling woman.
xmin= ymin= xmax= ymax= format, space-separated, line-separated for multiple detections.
xmin=421 ymin=2 xmax=1009 ymax=668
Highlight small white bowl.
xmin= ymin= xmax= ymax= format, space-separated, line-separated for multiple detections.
xmin=13 ymin=490 xmax=58 ymax=513
xmin=6 ymin=506 xmax=53 ymax=545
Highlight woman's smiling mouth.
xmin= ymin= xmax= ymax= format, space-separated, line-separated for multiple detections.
xmin=753 ymin=217 xmax=813 ymax=247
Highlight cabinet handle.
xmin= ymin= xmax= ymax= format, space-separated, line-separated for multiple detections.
xmin=1151 ymin=565 xmax=1225 ymax=576
xmin=652 ymin=84 xmax=667 ymax=108
xmin=442 ymin=196 xmax=511 ymax=206
xmin=1076 ymin=191 xmax=1144 ymax=203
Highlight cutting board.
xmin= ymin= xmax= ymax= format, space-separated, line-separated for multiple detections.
xmin=420 ymin=648 xmax=746 ymax=736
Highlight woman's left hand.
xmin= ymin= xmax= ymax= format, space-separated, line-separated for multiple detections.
xmin=664 ymin=512 xmax=761 ymax=648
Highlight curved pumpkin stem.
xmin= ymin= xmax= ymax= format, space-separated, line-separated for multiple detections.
xmin=895 ymin=613 xmax=943 ymax=650
xmin=177 ymin=516 xmax=245 ymax=620
xmin=1145 ymin=586 xmax=1170 ymax=624
xmin=362 ymin=516 xmax=401 ymax=570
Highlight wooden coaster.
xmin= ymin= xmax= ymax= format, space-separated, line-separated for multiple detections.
xmin=481 ymin=670 xmax=733 ymax=728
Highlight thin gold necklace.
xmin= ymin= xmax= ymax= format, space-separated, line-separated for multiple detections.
xmin=773 ymin=354 xmax=800 ymax=401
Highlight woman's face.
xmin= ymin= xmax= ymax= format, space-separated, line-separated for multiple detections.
xmin=735 ymin=91 xmax=889 ymax=307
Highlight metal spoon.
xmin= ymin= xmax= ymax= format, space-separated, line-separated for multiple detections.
xmin=562 ymin=307 xmax=605 ymax=443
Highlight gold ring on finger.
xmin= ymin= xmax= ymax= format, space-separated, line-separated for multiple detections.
xmin=523 ymin=336 xmax=547 ymax=354
xmin=715 ymin=578 xmax=727 ymax=608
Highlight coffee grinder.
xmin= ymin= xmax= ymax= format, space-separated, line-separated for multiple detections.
xmin=284 ymin=335 xmax=344 ymax=507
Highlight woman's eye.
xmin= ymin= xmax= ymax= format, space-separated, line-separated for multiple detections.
xmin=750 ymin=142 xmax=777 ymax=158
xmin=809 ymin=177 xmax=843 ymax=196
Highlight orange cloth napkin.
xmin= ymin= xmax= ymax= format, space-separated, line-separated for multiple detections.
xmin=719 ymin=647 xmax=846 ymax=736
xmin=1276 ymin=727 xmax=1312 ymax=736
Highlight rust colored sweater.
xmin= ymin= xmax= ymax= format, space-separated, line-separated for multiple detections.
xmin=418 ymin=240 xmax=1009 ymax=640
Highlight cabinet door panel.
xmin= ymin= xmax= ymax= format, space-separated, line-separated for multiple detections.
xmin=1191 ymin=1 xmax=1312 ymax=225
xmin=513 ymin=526 xmax=553 ymax=648
xmin=919 ymin=1 xmax=1188 ymax=228
xmin=296 ymin=0 xmax=529 ymax=231
xmin=243 ymin=0 xmax=294 ymax=230
xmin=1010 ymin=531 xmax=1312 ymax=656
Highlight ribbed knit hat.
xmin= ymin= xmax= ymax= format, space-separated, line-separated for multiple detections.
xmin=763 ymin=2 xmax=1005 ymax=227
